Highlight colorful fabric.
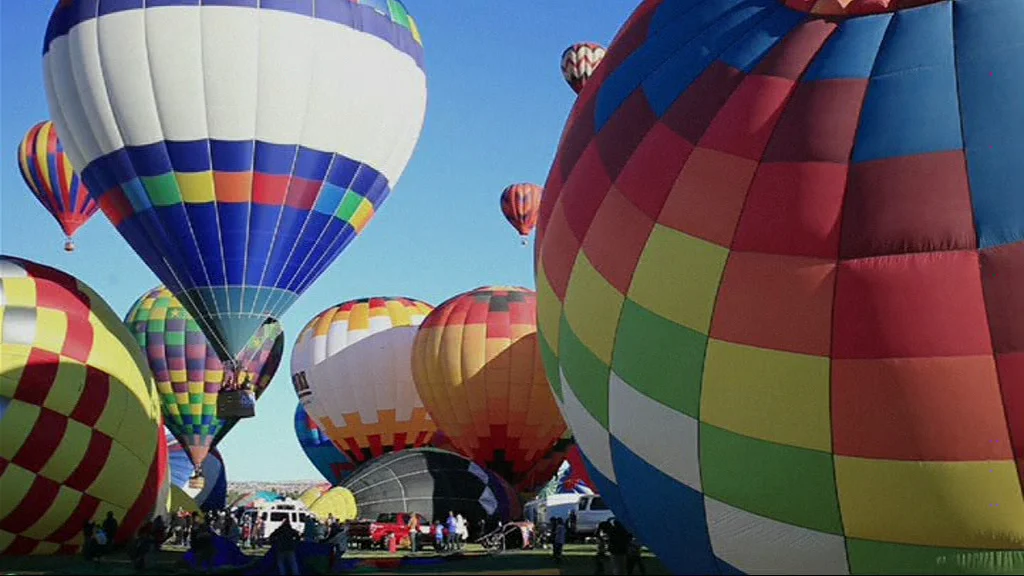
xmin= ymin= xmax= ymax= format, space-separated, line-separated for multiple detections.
xmin=0 ymin=257 xmax=166 ymax=555
xmin=560 ymin=42 xmax=607 ymax=94
xmin=292 ymin=297 xmax=436 ymax=464
xmin=411 ymin=287 xmax=568 ymax=487
xmin=293 ymin=403 xmax=355 ymax=485
xmin=126 ymin=287 xmax=283 ymax=471
xmin=16 ymin=121 xmax=99 ymax=246
xmin=500 ymin=183 xmax=543 ymax=239
xmin=535 ymin=1 xmax=1024 ymax=574
xmin=43 ymin=0 xmax=427 ymax=361
xmin=165 ymin=429 xmax=227 ymax=510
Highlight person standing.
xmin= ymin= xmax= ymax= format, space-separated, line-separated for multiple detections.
xmin=552 ymin=518 xmax=566 ymax=563
xmin=455 ymin=513 xmax=467 ymax=550
xmin=269 ymin=521 xmax=301 ymax=575
xmin=407 ymin=513 xmax=420 ymax=553
xmin=608 ymin=519 xmax=631 ymax=576
xmin=445 ymin=511 xmax=458 ymax=552
xmin=627 ymin=536 xmax=647 ymax=575
xmin=102 ymin=511 xmax=119 ymax=551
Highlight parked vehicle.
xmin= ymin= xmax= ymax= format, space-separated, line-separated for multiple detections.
xmin=530 ymin=493 xmax=614 ymax=543
xmin=345 ymin=512 xmax=431 ymax=550
xmin=241 ymin=500 xmax=311 ymax=539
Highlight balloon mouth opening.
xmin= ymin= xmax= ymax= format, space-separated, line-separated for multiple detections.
xmin=781 ymin=0 xmax=944 ymax=16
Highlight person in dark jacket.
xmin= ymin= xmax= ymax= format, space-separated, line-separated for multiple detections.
xmin=270 ymin=521 xmax=301 ymax=575
xmin=608 ymin=520 xmax=632 ymax=576
xmin=102 ymin=512 xmax=119 ymax=550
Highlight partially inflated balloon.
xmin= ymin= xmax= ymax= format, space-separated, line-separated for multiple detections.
xmin=17 ymin=121 xmax=99 ymax=252
xmin=412 ymin=287 xmax=567 ymax=487
xmin=293 ymin=403 xmax=355 ymax=485
xmin=560 ymin=43 xmax=606 ymax=94
xmin=536 ymin=1 xmax=1024 ymax=573
xmin=292 ymin=297 xmax=436 ymax=465
xmin=126 ymin=287 xmax=283 ymax=471
xmin=0 ymin=256 xmax=166 ymax=555
xmin=44 ymin=0 xmax=428 ymax=363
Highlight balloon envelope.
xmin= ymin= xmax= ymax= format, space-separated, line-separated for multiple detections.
xmin=126 ymin=287 xmax=283 ymax=470
xmin=166 ymin=429 xmax=227 ymax=510
xmin=535 ymin=1 xmax=1024 ymax=574
xmin=0 ymin=257 xmax=166 ymax=555
xmin=17 ymin=121 xmax=99 ymax=250
xmin=293 ymin=403 xmax=356 ymax=485
xmin=342 ymin=448 xmax=519 ymax=525
xmin=411 ymin=287 xmax=567 ymax=489
xmin=43 ymin=0 xmax=428 ymax=362
xmin=292 ymin=297 xmax=436 ymax=464
xmin=500 ymin=183 xmax=543 ymax=239
xmin=560 ymin=42 xmax=606 ymax=94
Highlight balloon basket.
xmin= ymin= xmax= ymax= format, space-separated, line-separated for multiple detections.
xmin=189 ymin=475 xmax=205 ymax=490
xmin=64 ymin=240 xmax=75 ymax=252
xmin=217 ymin=389 xmax=256 ymax=419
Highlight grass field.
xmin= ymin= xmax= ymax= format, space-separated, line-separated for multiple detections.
xmin=0 ymin=543 xmax=669 ymax=575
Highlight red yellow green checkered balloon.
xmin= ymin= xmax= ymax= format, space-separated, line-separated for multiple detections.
xmin=0 ymin=256 xmax=167 ymax=555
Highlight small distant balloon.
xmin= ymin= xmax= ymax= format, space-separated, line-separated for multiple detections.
xmin=560 ymin=42 xmax=606 ymax=94
xmin=500 ymin=183 xmax=543 ymax=245
xmin=16 ymin=121 xmax=99 ymax=252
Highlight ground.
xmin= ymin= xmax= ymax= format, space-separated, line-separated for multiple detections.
xmin=0 ymin=544 xmax=669 ymax=575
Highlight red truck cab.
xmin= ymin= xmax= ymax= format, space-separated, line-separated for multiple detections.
xmin=346 ymin=512 xmax=430 ymax=550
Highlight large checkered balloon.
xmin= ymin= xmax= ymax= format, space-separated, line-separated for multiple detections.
xmin=0 ymin=257 xmax=167 ymax=555
xmin=535 ymin=0 xmax=1024 ymax=574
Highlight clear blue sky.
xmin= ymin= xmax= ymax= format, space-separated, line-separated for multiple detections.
xmin=1 ymin=1 xmax=637 ymax=481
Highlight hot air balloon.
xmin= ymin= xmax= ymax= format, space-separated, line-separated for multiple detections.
xmin=291 ymin=297 xmax=436 ymax=465
xmin=43 ymin=0 xmax=428 ymax=371
xmin=535 ymin=1 xmax=1024 ymax=573
xmin=0 ymin=257 xmax=167 ymax=555
xmin=293 ymin=403 xmax=356 ymax=485
xmin=500 ymin=183 xmax=543 ymax=245
xmin=342 ymin=448 xmax=520 ymax=527
xmin=16 ymin=121 xmax=100 ymax=252
xmin=560 ymin=42 xmax=606 ymax=94
xmin=126 ymin=287 xmax=283 ymax=483
xmin=165 ymin=429 xmax=227 ymax=510
xmin=411 ymin=287 xmax=568 ymax=489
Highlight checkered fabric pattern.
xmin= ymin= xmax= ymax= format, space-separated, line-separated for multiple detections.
xmin=125 ymin=286 xmax=283 ymax=470
xmin=535 ymin=0 xmax=1024 ymax=573
xmin=412 ymin=287 xmax=568 ymax=488
xmin=0 ymin=257 xmax=166 ymax=555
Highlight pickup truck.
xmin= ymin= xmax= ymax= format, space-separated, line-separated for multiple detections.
xmin=346 ymin=512 xmax=431 ymax=550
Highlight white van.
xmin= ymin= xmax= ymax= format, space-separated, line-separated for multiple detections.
xmin=532 ymin=493 xmax=614 ymax=537
xmin=243 ymin=500 xmax=311 ymax=538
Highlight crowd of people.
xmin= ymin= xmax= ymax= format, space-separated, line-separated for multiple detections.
xmin=77 ymin=498 xmax=648 ymax=575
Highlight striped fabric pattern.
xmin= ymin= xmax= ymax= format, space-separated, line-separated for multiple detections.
xmin=42 ymin=0 xmax=428 ymax=361
xmin=535 ymin=0 xmax=1024 ymax=573
xmin=500 ymin=183 xmax=543 ymax=240
xmin=0 ymin=257 xmax=166 ymax=556
xmin=17 ymin=121 xmax=99 ymax=242
xmin=561 ymin=42 xmax=607 ymax=94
